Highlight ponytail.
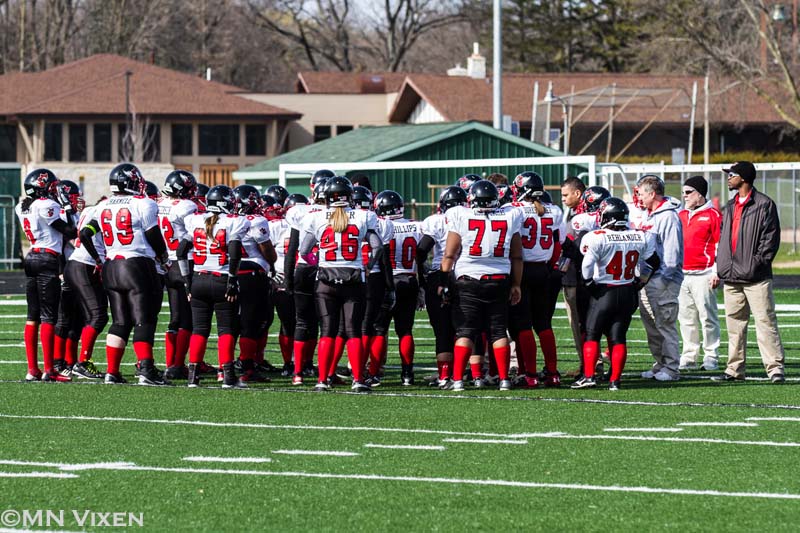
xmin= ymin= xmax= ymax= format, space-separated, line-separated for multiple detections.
xmin=205 ymin=213 xmax=219 ymax=241
xmin=533 ymin=198 xmax=545 ymax=217
xmin=330 ymin=206 xmax=348 ymax=233
xmin=21 ymin=197 xmax=34 ymax=212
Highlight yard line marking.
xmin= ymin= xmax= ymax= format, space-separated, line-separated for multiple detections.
xmin=541 ymin=434 xmax=800 ymax=448
xmin=443 ymin=438 xmax=528 ymax=445
xmin=677 ymin=422 xmax=759 ymax=427
xmin=183 ymin=456 xmax=272 ymax=463
xmin=272 ymin=450 xmax=359 ymax=456
xmin=0 ymin=471 xmax=79 ymax=478
xmin=28 ymin=461 xmax=800 ymax=501
xmin=603 ymin=428 xmax=683 ymax=432
xmin=363 ymin=444 xmax=445 ymax=451
xmin=746 ymin=417 xmax=800 ymax=422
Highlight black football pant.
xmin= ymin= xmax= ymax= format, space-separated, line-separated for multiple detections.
xmin=24 ymin=251 xmax=60 ymax=324
xmin=103 ymin=257 xmax=160 ymax=344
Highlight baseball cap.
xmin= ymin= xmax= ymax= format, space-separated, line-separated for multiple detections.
xmin=723 ymin=161 xmax=756 ymax=184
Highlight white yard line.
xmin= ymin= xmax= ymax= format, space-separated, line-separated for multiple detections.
xmin=272 ymin=450 xmax=359 ymax=456
xmin=603 ymin=428 xmax=683 ymax=432
xmin=362 ymin=444 xmax=445 ymax=451
xmin=677 ymin=422 xmax=759 ymax=427
xmin=442 ymin=438 xmax=528 ymax=445
xmin=183 ymin=456 xmax=272 ymax=463
xmin=746 ymin=417 xmax=800 ymax=422
xmin=0 ymin=471 xmax=78 ymax=478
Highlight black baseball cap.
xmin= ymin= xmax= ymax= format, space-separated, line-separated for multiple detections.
xmin=723 ymin=161 xmax=756 ymax=184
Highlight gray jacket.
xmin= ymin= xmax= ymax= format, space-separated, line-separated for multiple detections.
xmin=640 ymin=197 xmax=684 ymax=284
xmin=717 ymin=188 xmax=780 ymax=283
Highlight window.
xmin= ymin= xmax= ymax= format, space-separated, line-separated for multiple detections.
xmin=0 ymin=125 xmax=15 ymax=162
xmin=118 ymin=123 xmax=161 ymax=162
xmin=172 ymin=124 xmax=192 ymax=156
xmin=44 ymin=123 xmax=62 ymax=161
xmin=314 ymin=125 xmax=331 ymax=143
xmin=94 ymin=123 xmax=112 ymax=162
xmin=245 ymin=125 xmax=266 ymax=156
xmin=199 ymin=124 xmax=239 ymax=156
xmin=336 ymin=125 xmax=353 ymax=135
xmin=69 ymin=124 xmax=87 ymax=162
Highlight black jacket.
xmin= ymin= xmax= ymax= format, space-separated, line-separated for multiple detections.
xmin=716 ymin=188 xmax=780 ymax=283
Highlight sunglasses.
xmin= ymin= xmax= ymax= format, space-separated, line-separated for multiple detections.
xmin=727 ymin=172 xmax=740 ymax=179
xmin=682 ymin=189 xmax=696 ymax=195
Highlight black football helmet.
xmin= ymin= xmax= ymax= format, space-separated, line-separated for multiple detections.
xmin=438 ymin=186 xmax=467 ymax=213
xmin=352 ymin=186 xmax=373 ymax=210
xmin=456 ymin=173 xmax=481 ymax=191
xmin=24 ymin=168 xmax=60 ymax=199
xmin=285 ymin=193 xmax=309 ymax=209
xmin=265 ymin=185 xmax=289 ymax=206
xmin=260 ymin=194 xmax=277 ymax=214
xmin=311 ymin=169 xmax=335 ymax=189
xmin=109 ymin=163 xmax=145 ymax=195
xmin=513 ymin=171 xmax=545 ymax=201
xmin=162 ymin=170 xmax=198 ymax=199
xmin=144 ymin=181 xmax=159 ymax=199
xmin=234 ymin=184 xmax=261 ymax=215
xmin=324 ymin=176 xmax=353 ymax=207
xmin=540 ymin=191 xmax=553 ymax=204
xmin=468 ymin=180 xmax=499 ymax=210
xmin=599 ymin=197 xmax=630 ymax=229
xmin=583 ymin=186 xmax=611 ymax=213
xmin=497 ymin=183 xmax=513 ymax=205
xmin=206 ymin=185 xmax=235 ymax=214
xmin=374 ymin=190 xmax=404 ymax=218
xmin=194 ymin=183 xmax=210 ymax=211
xmin=312 ymin=182 xmax=328 ymax=204
xmin=58 ymin=179 xmax=83 ymax=211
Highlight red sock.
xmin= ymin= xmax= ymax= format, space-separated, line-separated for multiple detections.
xmin=317 ymin=336 xmax=334 ymax=383
xmin=79 ymin=326 xmax=99 ymax=362
xmin=470 ymin=362 xmax=482 ymax=379
xmin=346 ymin=338 xmax=363 ymax=382
xmin=164 ymin=331 xmax=177 ymax=367
xmin=493 ymin=344 xmax=510 ymax=380
xmin=582 ymin=340 xmax=600 ymax=378
xmin=278 ymin=334 xmax=292 ymax=364
xmin=361 ymin=335 xmax=370 ymax=352
xmin=516 ymin=330 xmax=537 ymax=376
xmin=40 ymin=323 xmax=55 ymax=372
xmin=239 ymin=337 xmax=258 ymax=361
xmin=189 ymin=335 xmax=208 ymax=364
xmin=255 ymin=333 xmax=268 ymax=365
xmin=538 ymin=328 xmax=558 ymax=373
xmin=368 ymin=336 xmax=387 ymax=376
xmin=176 ymin=329 xmax=191 ymax=367
xmin=133 ymin=341 xmax=153 ymax=362
xmin=293 ymin=340 xmax=306 ymax=375
xmin=65 ymin=338 xmax=77 ymax=366
xmin=453 ymin=344 xmax=472 ymax=382
xmin=437 ymin=360 xmax=451 ymax=380
xmin=218 ymin=334 xmax=235 ymax=366
xmin=54 ymin=334 xmax=65 ymax=362
xmin=331 ymin=336 xmax=346 ymax=375
xmin=610 ymin=343 xmax=627 ymax=382
xmin=106 ymin=345 xmax=125 ymax=375
xmin=399 ymin=335 xmax=415 ymax=365
xmin=24 ymin=323 xmax=39 ymax=372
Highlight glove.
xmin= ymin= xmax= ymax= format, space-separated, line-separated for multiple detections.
xmin=632 ymin=277 xmax=645 ymax=291
xmin=383 ymin=289 xmax=396 ymax=311
xmin=225 ymin=275 xmax=239 ymax=300
xmin=56 ymin=188 xmax=73 ymax=211
xmin=182 ymin=274 xmax=192 ymax=293
xmin=271 ymin=271 xmax=286 ymax=289
xmin=584 ymin=278 xmax=601 ymax=299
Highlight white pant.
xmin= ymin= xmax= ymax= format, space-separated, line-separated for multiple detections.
xmin=678 ymin=271 xmax=720 ymax=366
xmin=639 ymin=276 xmax=682 ymax=377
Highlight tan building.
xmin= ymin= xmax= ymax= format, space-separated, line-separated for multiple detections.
xmin=0 ymin=54 xmax=301 ymax=201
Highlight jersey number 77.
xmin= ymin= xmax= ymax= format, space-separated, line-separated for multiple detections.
xmin=468 ymin=219 xmax=507 ymax=257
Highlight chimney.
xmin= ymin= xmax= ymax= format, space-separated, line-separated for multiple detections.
xmin=206 ymin=67 xmax=211 ymax=81
xmin=447 ymin=63 xmax=468 ymax=77
xmin=467 ymin=42 xmax=486 ymax=79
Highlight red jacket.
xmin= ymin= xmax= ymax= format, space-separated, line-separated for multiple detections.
xmin=679 ymin=202 xmax=722 ymax=272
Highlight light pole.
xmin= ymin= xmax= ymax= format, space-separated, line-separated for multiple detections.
xmin=124 ymin=70 xmax=132 ymax=161
xmin=492 ymin=0 xmax=502 ymax=130
xmin=545 ymin=88 xmax=570 ymax=177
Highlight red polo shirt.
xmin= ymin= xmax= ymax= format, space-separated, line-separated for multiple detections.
xmin=731 ymin=190 xmax=753 ymax=253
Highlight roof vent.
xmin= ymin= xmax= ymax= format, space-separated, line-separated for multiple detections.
xmin=467 ymin=42 xmax=486 ymax=79
xmin=360 ymin=75 xmax=386 ymax=93
xmin=447 ymin=63 xmax=468 ymax=77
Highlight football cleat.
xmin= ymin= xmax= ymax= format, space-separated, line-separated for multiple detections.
xmin=351 ymin=380 xmax=371 ymax=393
xmin=197 ymin=361 xmax=217 ymax=375
xmin=451 ymin=380 xmax=465 ymax=391
xmin=520 ymin=375 xmax=539 ymax=389
xmin=25 ymin=369 xmax=43 ymax=382
xmin=313 ymin=381 xmax=330 ymax=392
xmin=570 ymin=376 xmax=597 ymax=389
xmin=187 ymin=363 xmax=200 ymax=388
xmin=137 ymin=360 xmax=172 ymax=386
xmin=498 ymin=379 xmax=512 ymax=391
xmin=327 ymin=374 xmax=346 ymax=386
xmin=72 ymin=360 xmax=104 ymax=380
xmin=301 ymin=365 xmax=317 ymax=378
xmin=217 ymin=369 xmax=224 ymax=382
xmin=365 ymin=374 xmax=382 ymax=388
xmin=401 ymin=373 xmax=415 ymax=387
xmin=484 ymin=374 xmax=499 ymax=386
xmin=256 ymin=361 xmax=278 ymax=373
xmin=291 ymin=374 xmax=304 ymax=386
xmin=438 ymin=378 xmax=454 ymax=390
xmin=280 ymin=363 xmax=293 ymax=377
xmin=472 ymin=378 xmax=486 ymax=388
xmin=220 ymin=363 xmax=239 ymax=389
xmin=540 ymin=369 xmax=561 ymax=387
xmin=164 ymin=365 xmax=188 ymax=380
xmin=608 ymin=380 xmax=621 ymax=391
xmin=104 ymin=372 xmax=127 ymax=385
xmin=43 ymin=370 xmax=71 ymax=383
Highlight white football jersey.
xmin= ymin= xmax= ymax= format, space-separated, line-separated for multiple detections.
xmin=16 ymin=198 xmax=64 ymax=253
xmin=69 ymin=205 xmax=107 ymax=266
xmin=420 ymin=212 xmax=448 ymax=271
xmin=94 ymin=195 xmax=160 ymax=259
xmin=184 ymin=213 xmax=249 ymax=275
xmin=365 ymin=217 xmax=394 ymax=274
xmin=286 ymin=203 xmax=324 ymax=266
xmin=515 ymin=202 xmax=564 ymax=263
xmin=446 ymin=205 xmax=523 ymax=279
xmin=570 ymin=211 xmax=600 ymax=234
xmin=581 ymin=229 xmax=655 ymax=286
xmin=268 ymin=218 xmax=291 ymax=274
xmin=157 ymin=197 xmax=197 ymax=261
xmin=627 ymin=203 xmax=647 ymax=230
xmin=240 ymin=214 xmax=272 ymax=271
xmin=304 ymin=208 xmax=378 ymax=272
xmin=386 ymin=217 xmax=422 ymax=275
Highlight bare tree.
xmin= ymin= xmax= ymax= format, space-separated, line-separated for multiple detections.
xmin=120 ymin=111 xmax=159 ymax=163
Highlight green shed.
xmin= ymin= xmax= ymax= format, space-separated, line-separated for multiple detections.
xmin=234 ymin=121 xmax=586 ymax=218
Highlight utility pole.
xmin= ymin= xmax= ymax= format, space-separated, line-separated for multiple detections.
xmin=492 ymin=0 xmax=502 ymax=130
xmin=125 ymin=70 xmax=132 ymax=160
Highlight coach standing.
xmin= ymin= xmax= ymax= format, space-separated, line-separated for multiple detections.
xmin=713 ymin=162 xmax=785 ymax=383
xmin=678 ymin=176 xmax=722 ymax=372
xmin=637 ymin=175 xmax=684 ymax=382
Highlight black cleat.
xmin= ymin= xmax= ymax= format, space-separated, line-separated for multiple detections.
xmin=72 ymin=360 xmax=104 ymax=380
xmin=221 ymin=362 xmax=244 ymax=389
xmin=197 ymin=361 xmax=217 ymax=375
xmin=280 ymin=363 xmax=293 ymax=377
xmin=137 ymin=360 xmax=172 ymax=386
xmin=401 ymin=364 xmax=415 ymax=386
xmin=104 ymin=372 xmax=127 ymax=385
xmin=608 ymin=380 xmax=621 ymax=391
xmin=351 ymin=380 xmax=371 ymax=393
xmin=164 ymin=365 xmax=188 ymax=380
xmin=570 ymin=376 xmax=597 ymax=389
xmin=187 ymin=363 xmax=200 ymax=388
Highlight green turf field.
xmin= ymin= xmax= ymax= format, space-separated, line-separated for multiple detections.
xmin=1 ymin=289 xmax=799 ymax=532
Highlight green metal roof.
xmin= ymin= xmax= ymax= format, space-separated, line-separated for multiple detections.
xmin=236 ymin=121 xmax=565 ymax=176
